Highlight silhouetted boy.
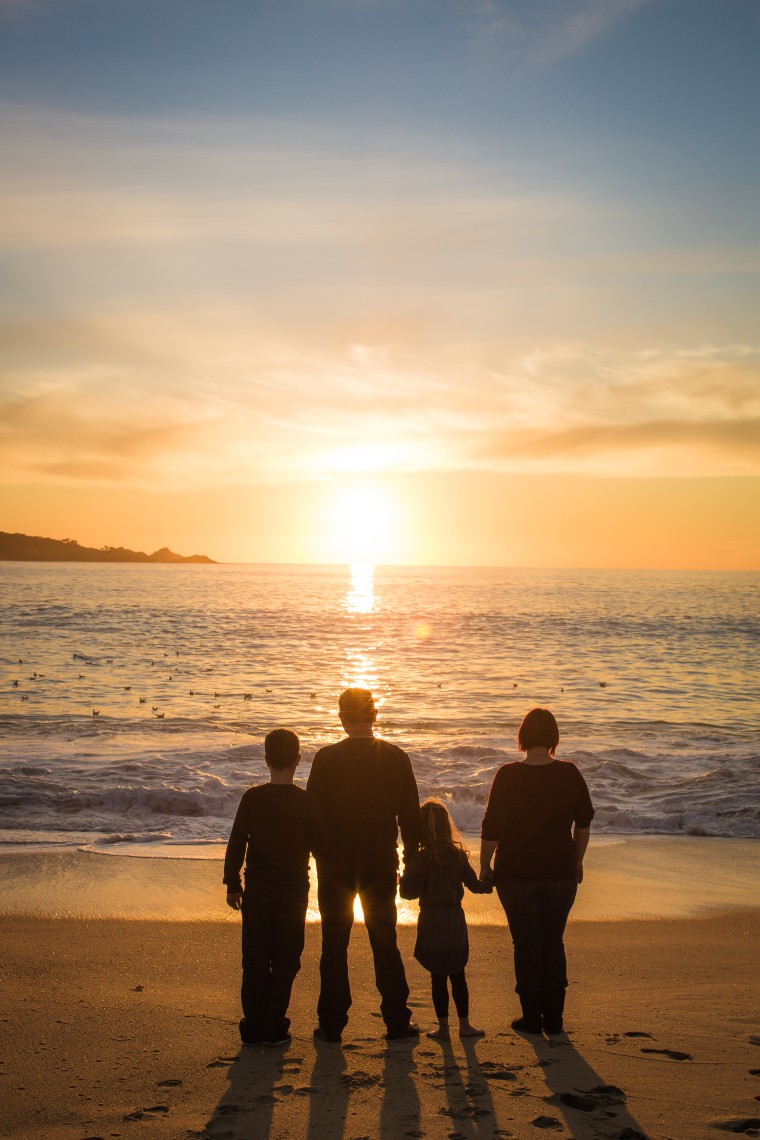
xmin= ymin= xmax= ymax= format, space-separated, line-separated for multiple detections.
xmin=224 ymin=728 xmax=331 ymax=1046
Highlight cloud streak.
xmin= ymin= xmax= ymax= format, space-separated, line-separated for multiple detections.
xmin=468 ymin=0 xmax=658 ymax=66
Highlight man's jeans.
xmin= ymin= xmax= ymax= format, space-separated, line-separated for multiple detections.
xmin=240 ymin=884 xmax=308 ymax=1042
xmin=497 ymin=879 xmax=577 ymax=996
xmin=316 ymin=867 xmax=412 ymax=1037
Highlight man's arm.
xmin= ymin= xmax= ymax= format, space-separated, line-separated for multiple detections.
xmin=479 ymin=838 xmax=498 ymax=881
xmin=307 ymin=793 xmax=334 ymax=859
xmin=223 ymin=795 xmax=249 ymax=909
xmin=396 ymin=752 xmax=421 ymax=859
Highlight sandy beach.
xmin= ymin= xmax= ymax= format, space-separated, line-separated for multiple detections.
xmin=2 ymin=902 xmax=760 ymax=1140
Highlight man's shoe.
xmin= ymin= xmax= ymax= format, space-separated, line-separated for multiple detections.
xmin=263 ymin=1036 xmax=291 ymax=1047
xmin=385 ymin=1024 xmax=420 ymax=1041
xmin=241 ymin=1039 xmax=261 ymax=1047
xmin=510 ymin=1015 xmax=543 ymax=1034
xmin=511 ymin=992 xmax=543 ymax=1035
xmin=313 ymin=1026 xmax=342 ymax=1044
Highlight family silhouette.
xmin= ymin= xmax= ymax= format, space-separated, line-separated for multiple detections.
xmin=224 ymin=688 xmax=594 ymax=1047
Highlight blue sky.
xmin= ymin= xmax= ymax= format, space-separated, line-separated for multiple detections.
xmin=1 ymin=0 xmax=759 ymax=565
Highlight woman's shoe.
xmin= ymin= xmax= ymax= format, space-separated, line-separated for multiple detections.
xmin=541 ymin=987 xmax=566 ymax=1034
xmin=511 ymin=992 xmax=543 ymax=1034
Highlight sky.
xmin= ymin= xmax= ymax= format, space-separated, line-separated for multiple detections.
xmin=1 ymin=0 xmax=759 ymax=568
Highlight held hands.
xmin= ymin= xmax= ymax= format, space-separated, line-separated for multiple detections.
xmin=226 ymin=891 xmax=243 ymax=911
xmin=479 ymin=866 xmax=494 ymax=884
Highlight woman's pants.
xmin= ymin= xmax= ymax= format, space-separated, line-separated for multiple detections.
xmin=431 ymin=970 xmax=469 ymax=1019
xmin=496 ymin=879 xmax=577 ymax=996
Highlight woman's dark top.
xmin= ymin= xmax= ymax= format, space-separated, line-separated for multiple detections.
xmin=400 ymin=849 xmax=492 ymax=974
xmin=481 ymin=760 xmax=594 ymax=884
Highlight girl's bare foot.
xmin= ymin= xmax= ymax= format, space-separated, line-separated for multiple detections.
xmin=459 ymin=1021 xmax=485 ymax=1038
xmin=427 ymin=1021 xmax=450 ymax=1040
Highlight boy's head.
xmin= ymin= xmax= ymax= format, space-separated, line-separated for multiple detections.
xmin=338 ymin=687 xmax=377 ymax=732
xmin=264 ymin=728 xmax=300 ymax=771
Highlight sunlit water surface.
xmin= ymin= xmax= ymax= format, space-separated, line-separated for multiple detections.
xmin=1 ymin=563 xmax=758 ymax=878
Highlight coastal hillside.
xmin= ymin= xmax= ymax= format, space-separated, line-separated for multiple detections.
xmin=0 ymin=531 xmax=216 ymax=564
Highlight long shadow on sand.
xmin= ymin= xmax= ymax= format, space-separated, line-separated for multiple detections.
xmin=526 ymin=1032 xmax=649 ymax=1139
xmin=380 ymin=1042 xmax=421 ymax=1137
xmin=200 ymin=1042 xmax=305 ymax=1139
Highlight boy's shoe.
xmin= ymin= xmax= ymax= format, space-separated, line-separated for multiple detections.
xmin=384 ymin=1024 xmax=420 ymax=1041
xmin=263 ymin=1036 xmax=291 ymax=1047
xmin=241 ymin=1039 xmax=262 ymax=1047
xmin=313 ymin=1026 xmax=342 ymax=1044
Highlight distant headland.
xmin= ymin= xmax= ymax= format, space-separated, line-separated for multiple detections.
xmin=0 ymin=531 xmax=216 ymax=564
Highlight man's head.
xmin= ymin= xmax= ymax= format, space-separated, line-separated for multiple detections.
xmin=264 ymin=727 xmax=300 ymax=772
xmin=338 ymin=687 xmax=377 ymax=736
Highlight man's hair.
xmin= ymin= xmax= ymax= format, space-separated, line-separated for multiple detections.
xmin=338 ymin=687 xmax=377 ymax=723
xmin=264 ymin=728 xmax=300 ymax=770
xmin=517 ymin=708 xmax=560 ymax=755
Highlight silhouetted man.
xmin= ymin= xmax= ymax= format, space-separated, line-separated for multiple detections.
xmin=307 ymin=687 xmax=421 ymax=1041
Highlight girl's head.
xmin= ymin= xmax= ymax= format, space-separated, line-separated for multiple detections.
xmin=419 ymin=799 xmax=465 ymax=864
xmin=518 ymin=707 xmax=560 ymax=755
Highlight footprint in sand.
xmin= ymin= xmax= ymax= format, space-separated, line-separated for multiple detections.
xmin=557 ymin=1086 xmax=625 ymax=1113
xmin=531 ymin=1116 xmax=563 ymax=1130
xmin=640 ymin=1047 xmax=692 ymax=1061
xmin=623 ymin=1031 xmax=653 ymax=1038
xmin=712 ymin=1120 xmax=760 ymax=1135
xmin=340 ymin=1070 xmax=383 ymax=1089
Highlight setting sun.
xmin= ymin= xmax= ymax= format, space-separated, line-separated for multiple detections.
xmin=320 ymin=482 xmax=403 ymax=565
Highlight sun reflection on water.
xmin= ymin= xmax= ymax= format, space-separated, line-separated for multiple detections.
xmin=345 ymin=561 xmax=376 ymax=614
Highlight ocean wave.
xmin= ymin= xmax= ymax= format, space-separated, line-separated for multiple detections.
xmin=1 ymin=741 xmax=757 ymax=841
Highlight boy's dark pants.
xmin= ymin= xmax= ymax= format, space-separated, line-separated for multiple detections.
xmin=240 ymin=884 xmax=309 ymax=1043
xmin=316 ymin=866 xmax=412 ymax=1037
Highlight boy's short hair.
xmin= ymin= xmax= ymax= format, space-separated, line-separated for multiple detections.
xmin=338 ymin=687 xmax=377 ymax=722
xmin=264 ymin=728 xmax=300 ymax=770
xmin=517 ymin=708 xmax=560 ymax=755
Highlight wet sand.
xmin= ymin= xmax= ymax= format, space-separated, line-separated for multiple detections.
xmin=3 ymin=833 xmax=760 ymax=922
xmin=2 ymin=910 xmax=760 ymax=1139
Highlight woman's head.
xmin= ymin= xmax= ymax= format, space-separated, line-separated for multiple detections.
xmin=419 ymin=799 xmax=465 ymax=864
xmin=518 ymin=707 xmax=560 ymax=755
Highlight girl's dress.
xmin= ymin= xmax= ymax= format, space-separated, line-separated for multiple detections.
xmin=400 ymin=849 xmax=491 ymax=975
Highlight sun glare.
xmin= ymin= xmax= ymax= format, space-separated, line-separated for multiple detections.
xmin=322 ymin=482 xmax=401 ymax=564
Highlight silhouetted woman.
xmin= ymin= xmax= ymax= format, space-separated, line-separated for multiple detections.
xmin=480 ymin=708 xmax=594 ymax=1035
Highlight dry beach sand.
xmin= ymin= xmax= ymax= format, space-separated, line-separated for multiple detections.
xmin=2 ymin=906 xmax=760 ymax=1140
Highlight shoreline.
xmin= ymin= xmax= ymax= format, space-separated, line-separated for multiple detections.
xmin=2 ymin=910 xmax=760 ymax=1139
xmin=2 ymin=833 xmax=759 ymax=924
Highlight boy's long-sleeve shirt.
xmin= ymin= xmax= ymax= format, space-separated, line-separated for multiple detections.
xmin=306 ymin=736 xmax=421 ymax=872
xmin=223 ymin=783 xmax=332 ymax=894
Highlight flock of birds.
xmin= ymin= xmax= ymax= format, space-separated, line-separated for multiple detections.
xmin=6 ymin=652 xmax=320 ymax=719
xmin=7 ymin=653 xmax=611 ymax=720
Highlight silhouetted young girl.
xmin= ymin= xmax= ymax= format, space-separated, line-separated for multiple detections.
xmin=400 ymin=799 xmax=492 ymax=1040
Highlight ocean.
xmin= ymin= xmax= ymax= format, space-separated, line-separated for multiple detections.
xmin=1 ymin=561 xmax=758 ymax=859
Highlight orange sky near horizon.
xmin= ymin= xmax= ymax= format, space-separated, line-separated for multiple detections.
xmin=4 ymin=472 xmax=758 ymax=571
xmin=1 ymin=2 xmax=759 ymax=571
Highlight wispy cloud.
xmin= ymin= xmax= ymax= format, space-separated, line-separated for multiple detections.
xmin=468 ymin=0 xmax=658 ymax=67
xmin=1 ymin=105 xmax=758 ymax=492
xmin=2 ymin=319 xmax=758 ymax=488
